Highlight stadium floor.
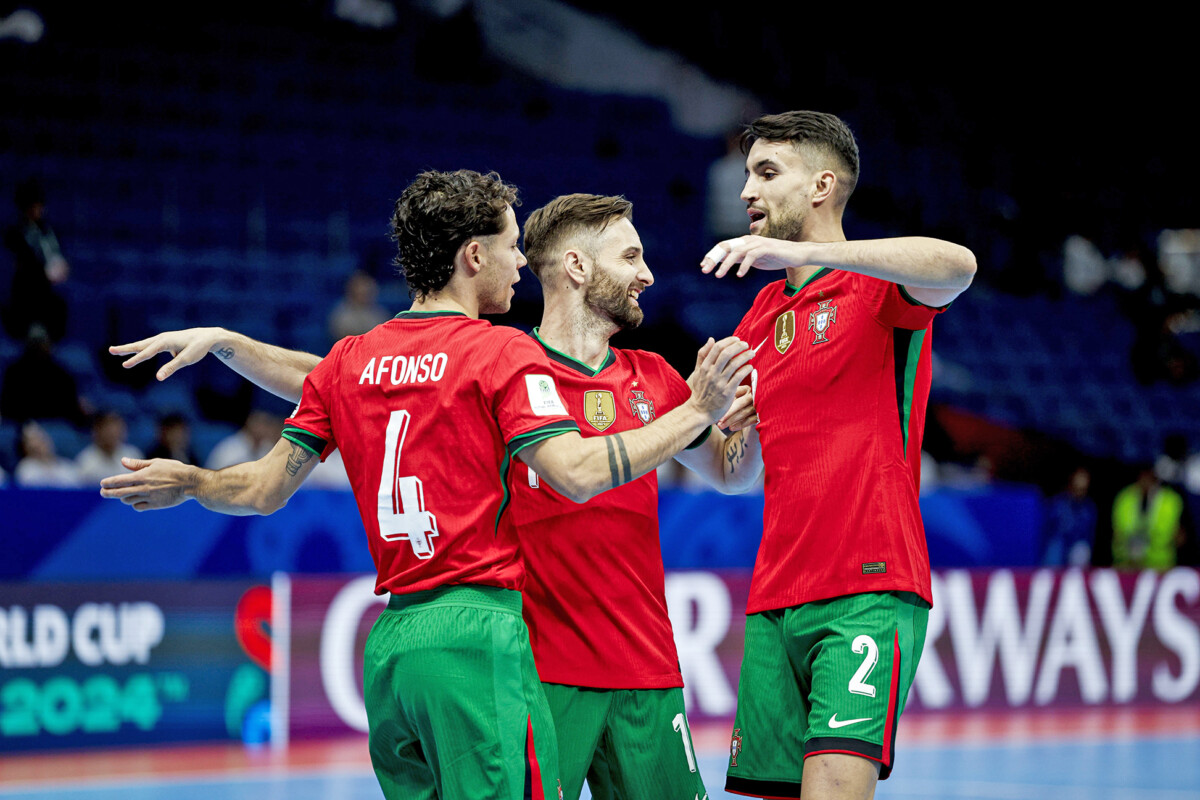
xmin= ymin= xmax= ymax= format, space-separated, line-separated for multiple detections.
xmin=1 ymin=708 xmax=1196 ymax=800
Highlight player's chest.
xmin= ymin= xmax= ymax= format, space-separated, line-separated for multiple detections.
xmin=551 ymin=369 xmax=664 ymax=436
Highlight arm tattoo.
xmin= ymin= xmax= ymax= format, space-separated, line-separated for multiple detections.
xmin=613 ymin=433 xmax=631 ymax=485
xmin=605 ymin=436 xmax=619 ymax=489
xmin=214 ymin=346 xmax=235 ymax=361
xmin=285 ymin=442 xmax=314 ymax=476
xmin=725 ymin=432 xmax=748 ymax=473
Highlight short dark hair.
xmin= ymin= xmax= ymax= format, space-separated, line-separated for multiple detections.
xmin=523 ymin=193 xmax=634 ymax=283
xmin=742 ymin=111 xmax=860 ymax=202
xmin=390 ymin=170 xmax=520 ymax=299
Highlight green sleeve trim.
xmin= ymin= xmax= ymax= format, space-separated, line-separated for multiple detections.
xmin=506 ymin=420 xmax=580 ymax=457
xmin=282 ymin=427 xmax=325 ymax=457
xmin=685 ymin=425 xmax=713 ymax=450
xmin=898 ymin=283 xmax=953 ymax=310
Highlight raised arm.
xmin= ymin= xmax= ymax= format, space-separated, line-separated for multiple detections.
xmin=99 ymin=437 xmax=319 ymax=514
xmin=520 ymin=336 xmax=753 ymax=503
xmin=110 ymin=327 xmax=322 ymax=403
xmin=673 ymin=384 xmax=763 ymax=493
xmin=701 ymin=235 xmax=977 ymax=307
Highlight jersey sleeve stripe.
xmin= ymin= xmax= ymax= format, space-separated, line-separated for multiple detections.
xmin=685 ymin=425 xmax=713 ymax=450
xmin=282 ymin=427 xmax=326 ymax=457
xmin=892 ymin=329 xmax=926 ymax=456
xmin=506 ymin=420 xmax=580 ymax=457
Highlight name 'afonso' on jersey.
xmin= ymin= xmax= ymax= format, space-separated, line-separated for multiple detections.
xmin=358 ymin=353 xmax=448 ymax=385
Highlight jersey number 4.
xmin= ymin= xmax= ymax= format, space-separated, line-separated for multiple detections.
xmin=377 ymin=410 xmax=439 ymax=559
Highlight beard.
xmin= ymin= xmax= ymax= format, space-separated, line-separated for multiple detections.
xmin=586 ymin=267 xmax=643 ymax=330
xmin=760 ymin=200 xmax=807 ymax=242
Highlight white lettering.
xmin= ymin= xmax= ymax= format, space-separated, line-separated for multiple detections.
xmin=946 ymin=569 xmax=1054 ymax=706
xmin=402 ymin=356 xmax=419 ymax=383
xmin=666 ymin=572 xmax=735 ymax=715
xmin=72 ymin=603 xmax=103 ymax=666
xmin=1092 ymin=569 xmax=1157 ymax=703
xmin=431 ymin=353 xmax=447 ymax=381
xmin=33 ymin=605 xmax=70 ymax=668
xmin=417 ymin=354 xmax=432 ymax=382
xmin=5 ymin=607 xmax=35 ymax=667
xmin=320 ymin=576 xmax=387 ymax=732
xmin=359 ymin=357 xmax=376 ymax=385
xmin=1152 ymin=568 xmax=1200 ymax=702
xmin=389 ymin=356 xmax=405 ymax=385
xmin=910 ymin=572 xmax=954 ymax=709
xmin=375 ymin=356 xmax=393 ymax=385
xmin=70 ymin=602 xmax=164 ymax=667
xmin=1035 ymin=570 xmax=1107 ymax=704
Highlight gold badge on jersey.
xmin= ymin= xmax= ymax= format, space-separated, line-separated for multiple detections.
xmin=774 ymin=310 xmax=796 ymax=354
xmin=583 ymin=390 xmax=616 ymax=431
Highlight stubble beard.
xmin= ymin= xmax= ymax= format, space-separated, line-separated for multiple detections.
xmin=761 ymin=199 xmax=808 ymax=243
xmin=585 ymin=268 xmax=643 ymax=330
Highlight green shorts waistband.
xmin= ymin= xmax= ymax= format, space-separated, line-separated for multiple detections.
xmin=387 ymin=584 xmax=523 ymax=615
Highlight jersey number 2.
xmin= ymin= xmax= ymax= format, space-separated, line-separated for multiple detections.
xmin=377 ymin=410 xmax=439 ymax=559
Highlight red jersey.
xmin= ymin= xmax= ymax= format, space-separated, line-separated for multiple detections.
xmin=505 ymin=329 xmax=709 ymax=689
xmin=283 ymin=311 xmax=578 ymax=596
xmin=733 ymin=271 xmax=944 ymax=613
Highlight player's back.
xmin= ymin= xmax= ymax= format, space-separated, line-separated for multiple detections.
xmin=284 ymin=310 xmax=577 ymax=596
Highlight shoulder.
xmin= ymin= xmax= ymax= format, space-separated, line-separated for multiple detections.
xmin=617 ymin=347 xmax=679 ymax=379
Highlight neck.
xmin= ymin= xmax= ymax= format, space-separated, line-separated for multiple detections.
xmin=785 ymin=213 xmax=846 ymax=287
xmin=409 ymin=285 xmax=479 ymax=318
xmin=537 ymin=297 xmax=616 ymax=371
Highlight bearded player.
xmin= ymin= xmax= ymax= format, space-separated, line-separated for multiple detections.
xmin=100 ymin=169 xmax=754 ymax=800
xmin=700 ymin=111 xmax=976 ymax=800
xmin=108 ymin=193 xmax=763 ymax=799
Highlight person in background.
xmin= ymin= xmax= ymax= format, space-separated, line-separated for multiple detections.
xmin=3 ymin=177 xmax=69 ymax=341
xmin=75 ymin=411 xmax=143 ymax=485
xmin=1112 ymin=466 xmax=1185 ymax=571
xmin=14 ymin=420 xmax=81 ymax=487
xmin=328 ymin=270 xmax=389 ymax=342
xmin=205 ymin=409 xmax=281 ymax=470
xmin=1041 ymin=466 xmax=1097 ymax=567
xmin=145 ymin=412 xmax=199 ymax=465
xmin=0 ymin=326 xmax=88 ymax=424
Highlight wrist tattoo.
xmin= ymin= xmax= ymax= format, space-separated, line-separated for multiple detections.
xmin=613 ymin=433 xmax=631 ymax=484
xmin=214 ymin=346 xmax=235 ymax=361
xmin=285 ymin=442 xmax=314 ymax=476
xmin=605 ymin=436 xmax=619 ymax=488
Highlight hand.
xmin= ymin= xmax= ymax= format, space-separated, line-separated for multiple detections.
xmin=686 ymin=336 xmax=754 ymax=421
xmin=109 ymin=327 xmax=227 ymax=382
xmin=718 ymin=385 xmax=758 ymax=432
xmin=99 ymin=457 xmax=197 ymax=511
xmin=700 ymin=236 xmax=811 ymax=278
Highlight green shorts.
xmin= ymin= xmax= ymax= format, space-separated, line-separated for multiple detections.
xmin=363 ymin=585 xmax=562 ymax=800
xmin=541 ymin=682 xmax=706 ymax=800
xmin=725 ymin=591 xmax=928 ymax=798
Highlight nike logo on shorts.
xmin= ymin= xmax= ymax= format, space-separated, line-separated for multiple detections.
xmin=828 ymin=714 xmax=872 ymax=729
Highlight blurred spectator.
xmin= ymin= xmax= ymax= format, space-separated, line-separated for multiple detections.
xmin=1111 ymin=466 xmax=1185 ymax=571
xmin=1062 ymin=235 xmax=1108 ymax=296
xmin=14 ymin=421 xmax=81 ymax=487
xmin=0 ymin=326 xmax=88 ymax=424
xmin=205 ymin=409 xmax=282 ymax=470
xmin=3 ymin=178 xmax=70 ymax=341
xmin=1041 ymin=466 xmax=1097 ymax=567
xmin=706 ymin=128 xmax=752 ymax=243
xmin=145 ymin=412 xmax=200 ymax=465
xmin=75 ymin=411 xmax=144 ymax=485
xmin=328 ymin=270 xmax=388 ymax=342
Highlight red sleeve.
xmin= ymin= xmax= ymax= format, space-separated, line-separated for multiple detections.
xmin=282 ymin=345 xmax=339 ymax=461
xmin=487 ymin=332 xmax=580 ymax=458
xmin=857 ymin=273 xmax=947 ymax=330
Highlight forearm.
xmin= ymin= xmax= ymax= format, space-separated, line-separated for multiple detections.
xmin=525 ymin=401 xmax=715 ymax=503
xmin=674 ymin=425 xmax=762 ymax=494
xmin=209 ymin=329 xmax=321 ymax=403
xmin=185 ymin=462 xmax=284 ymax=515
xmin=808 ymin=237 xmax=976 ymax=289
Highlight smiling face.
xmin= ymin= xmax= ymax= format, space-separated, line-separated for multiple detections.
xmin=740 ymin=139 xmax=820 ymax=242
xmin=583 ymin=217 xmax=653 ymax=330
xmin=476 ymin=205 xmax=527 ymax=314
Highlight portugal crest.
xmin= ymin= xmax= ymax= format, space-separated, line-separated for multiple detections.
xmin=730 ymin=728 xmax=743 ymax=767
xmin=774 ymin=310 xmax=795 ymax=354
xmin=808 ymin=299 xmax=838 ymax=344
xmin=628 ymin=389 xmax=655 ymax=424
xmin=583 ymin=390 xmax=616 ymax=431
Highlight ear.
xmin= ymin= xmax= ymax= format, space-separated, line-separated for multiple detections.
xmin=811 ymin=170 xmax=838 ymax=207
xmin=457 ymin=240 xmax=484 ymax=276
xmin=562 ymin=248 xmax=588 ymax=288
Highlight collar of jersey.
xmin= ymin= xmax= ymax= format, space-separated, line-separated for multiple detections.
xmin=392 ymin=310 xmax=468 ymax=319
xmin=530 ymin=327 xmax=616 ymax=376
xmin=783 ymin=267 xmax=834 ymax=297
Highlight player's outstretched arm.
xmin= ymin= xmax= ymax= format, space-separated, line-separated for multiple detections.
xmin=520 ymin=336 xmax=753 ymax=503
xmin=99 ymin=438 xmax=319 ymax=515
xmin=109 ymin=327 xmax=322 ymax=403
xmin=701 ymin=236 xmax=977 ymax=307
xmin=673 ymin=384 xmax=763 ymax=493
